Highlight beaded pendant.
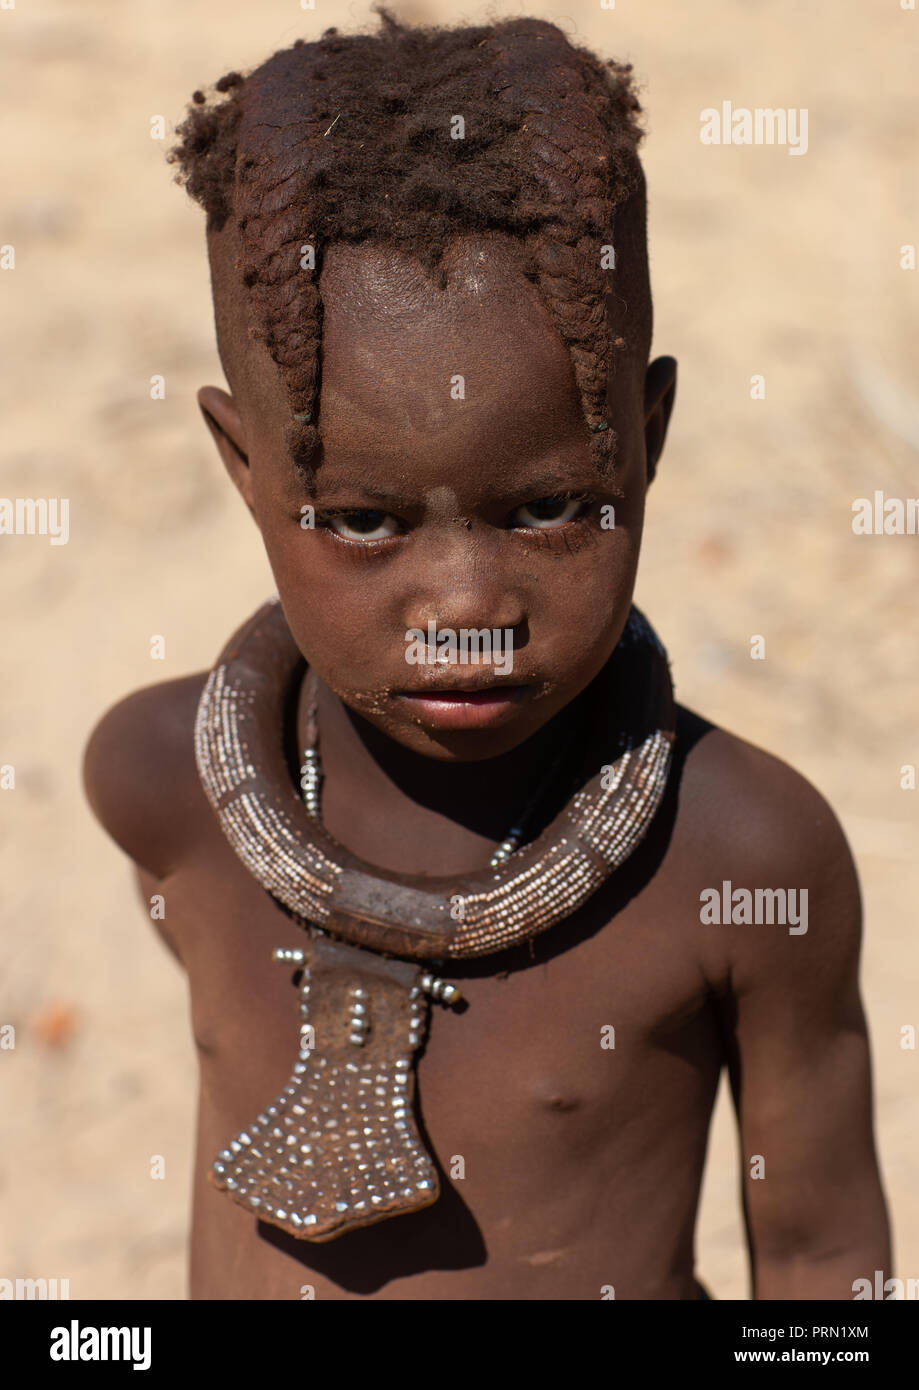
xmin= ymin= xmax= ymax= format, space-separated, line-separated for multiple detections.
xmin=196 ymin=600 xmax=675 ymax=1240
xmin=210 ymin=936 xmax=442 ymax=1239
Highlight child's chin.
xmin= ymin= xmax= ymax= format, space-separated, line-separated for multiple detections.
xmin=387 ymin=703 xmax=554 ymax=762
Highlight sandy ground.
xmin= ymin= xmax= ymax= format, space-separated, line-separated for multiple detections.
xmin=1 ymin=0 xmax=916 ymax=1300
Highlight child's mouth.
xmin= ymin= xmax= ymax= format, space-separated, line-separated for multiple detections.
xmin=395 ymin=685 xmax=529 ymax=730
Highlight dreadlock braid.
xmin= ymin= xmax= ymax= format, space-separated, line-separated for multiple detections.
xmin=167 ymin=8 xmax=649 ymax=481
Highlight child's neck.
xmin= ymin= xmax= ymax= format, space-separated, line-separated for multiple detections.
xmin=294 ymin=672 xmax=576 ymax=878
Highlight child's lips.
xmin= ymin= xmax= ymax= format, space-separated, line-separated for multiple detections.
xmin=395 ymin=685 xmax=530 ymax=730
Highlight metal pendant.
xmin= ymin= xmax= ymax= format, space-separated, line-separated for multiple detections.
xmin=209 ymin=934 xmax=451 ymax=1241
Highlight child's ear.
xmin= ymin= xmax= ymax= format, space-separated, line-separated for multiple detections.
xmin=643 ymin=356 xmax=677 ymax=485
xmin=197 ymin=386 xmax=255 ymax=515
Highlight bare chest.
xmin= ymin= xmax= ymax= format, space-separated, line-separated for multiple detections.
xmin=166 ymin=815 xmax=720 ymax=1166
xmin=162 ymin=815 xmax=722 ymax=1296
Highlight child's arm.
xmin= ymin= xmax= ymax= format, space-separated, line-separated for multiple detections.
xmin=713 ymin=759 xmax=891 ymax=1300
xmin=135 ymin=863 xmax=184 ymax=966
xmin=82 ymin=675 xmax=208 ymax=966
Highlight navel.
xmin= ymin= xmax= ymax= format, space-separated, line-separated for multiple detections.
xmin=542 ymin=1093 xmax=580 ymax=1114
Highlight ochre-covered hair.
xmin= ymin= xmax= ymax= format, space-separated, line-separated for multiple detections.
xmin=167 ymin=7 xmax=651 ymax=479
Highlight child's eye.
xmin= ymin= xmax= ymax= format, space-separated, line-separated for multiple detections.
xmin=509 ymin=495 xmax=589 ymax=529
xmin=324 ymin=509 xmax=401 ymax=542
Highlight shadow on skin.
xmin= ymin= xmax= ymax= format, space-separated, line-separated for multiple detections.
xmin=257 ymin=705 xmax=715 ymax=1292
xmin=257 ymin=1140 xmax=487 ymax=1290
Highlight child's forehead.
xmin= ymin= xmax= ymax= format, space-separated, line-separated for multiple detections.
xmin=319 ymin=240 xmax=574 ymax=375
xmin=318 ymin=233 xmax=544 ymax=319
xmin=214 ymin=228 xmax=574 ymax=396
xmin=213 ymin=225 xmax=566 ymax=359
xmin=208 ymin=222 xmax=643 ymax=453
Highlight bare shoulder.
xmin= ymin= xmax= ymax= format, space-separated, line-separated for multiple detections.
xmin=82 ymin=672 xmax=211 ymax=881
xmin=670 ymin=706 xmax=861 ymax=991
xmin=674 ymin=707 xmax=855 ymax=878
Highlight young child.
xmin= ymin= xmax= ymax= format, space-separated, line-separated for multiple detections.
xmin=83 ymin=10 xmax=891 ymax=1300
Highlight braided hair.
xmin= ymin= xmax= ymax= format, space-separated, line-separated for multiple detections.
xmin=167 ymin=7 xmax=651 ymax=481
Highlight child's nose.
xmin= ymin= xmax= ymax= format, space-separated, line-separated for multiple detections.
xmin=401 ymin=567 xmax=525 ymax=637
xmin=405 ymin=594 xmax=526 ymax=639
xmin=398 ymin=527 xmax=527 ymax=636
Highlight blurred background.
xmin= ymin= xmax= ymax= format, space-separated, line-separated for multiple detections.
xmin=1 ymin=0 xmax=916 ymax=1298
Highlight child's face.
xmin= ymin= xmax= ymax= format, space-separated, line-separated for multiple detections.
xmin=201 ymin=234 xmax=675 ymax=761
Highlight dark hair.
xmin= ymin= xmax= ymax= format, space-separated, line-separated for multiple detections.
xmin=167 ymin=6 xmax=651 ymax=479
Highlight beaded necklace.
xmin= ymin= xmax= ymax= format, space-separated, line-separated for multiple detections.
xmin=196 ymin=598 xmax=675 ymax=1240
xmin=298 ymin=665 xmax=580 ymax=869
